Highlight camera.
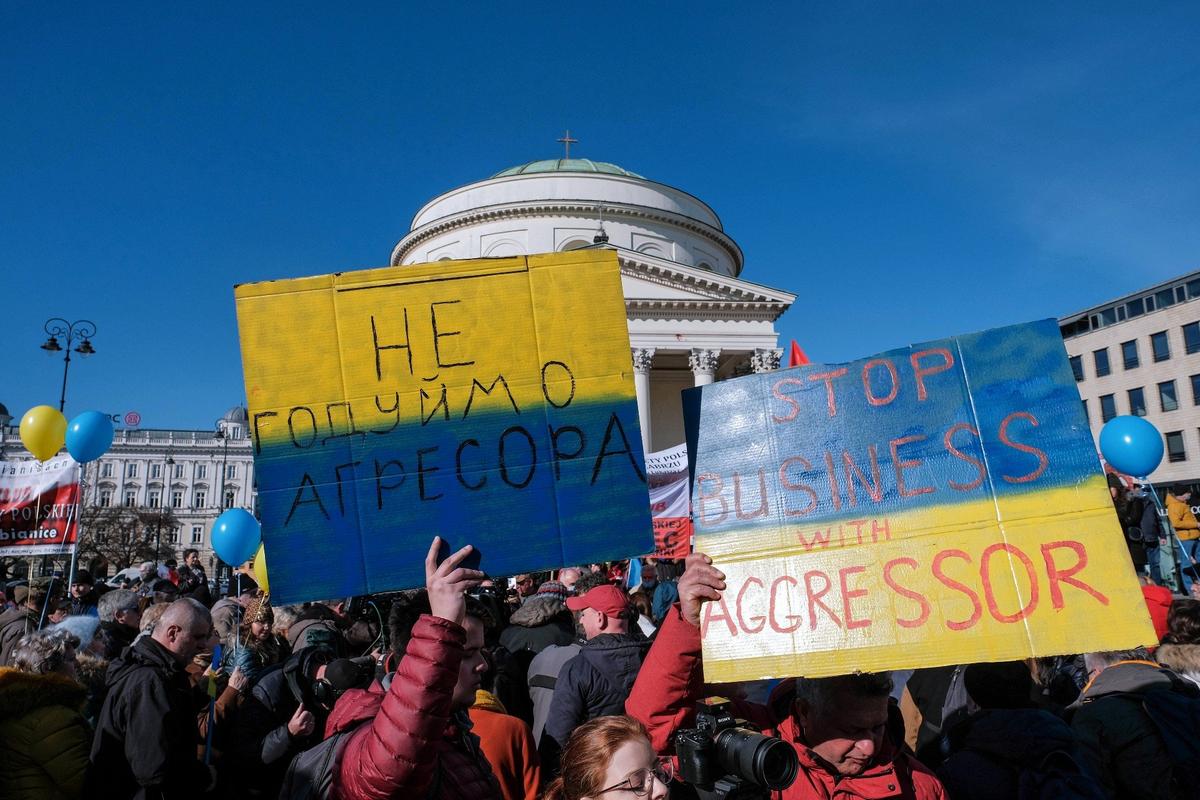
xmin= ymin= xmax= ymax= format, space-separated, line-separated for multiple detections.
xmin=675 ymin=701 xmax=799 ymax=800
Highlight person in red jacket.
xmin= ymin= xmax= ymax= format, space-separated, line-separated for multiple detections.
xmin=328 ymin=536 xmax=503 ymax=800
xmin=625 ymin=553 xmax=947 ymax=800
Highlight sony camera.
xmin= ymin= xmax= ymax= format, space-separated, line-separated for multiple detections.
xmin=675 ymin=701 xmax=799 ymax=800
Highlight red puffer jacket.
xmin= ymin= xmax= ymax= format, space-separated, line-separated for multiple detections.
xmin=329 ymin=614 xmax=502 ymax=800
xmin=626 ymin=606 xmax=947 ymax=800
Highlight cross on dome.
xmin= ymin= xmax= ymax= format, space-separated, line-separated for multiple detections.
xmin=556 ymin=129 xmax=578 ymax=158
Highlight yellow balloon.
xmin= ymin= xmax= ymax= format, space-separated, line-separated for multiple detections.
xmin=253 ymin=542 xmax=269 ymax=594
xmin=19 ymin=405 xmax=67 ymax=462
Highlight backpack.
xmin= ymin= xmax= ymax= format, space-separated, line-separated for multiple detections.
xmin=277 ymin=722 xmax=362 ymax=800
xmin=1140 ymin=684 xmax=1200 ymax=794
xmin=1014 ymin=748 xmax=1106 ymax=800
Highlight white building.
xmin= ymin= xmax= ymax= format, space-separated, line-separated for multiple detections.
xmin=1062 ymin=270 xmax=1200 ymax=485
xmin=0 ymin=405 xmax=255 ymax=576
xmin=392 ymin=157 xmax=796 ymax=451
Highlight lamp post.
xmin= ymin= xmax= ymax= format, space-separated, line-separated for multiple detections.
xmin=40 ymin=319 xmax=97 ymax=413
xmin=155 ymin=453 xmax=174 ymax=568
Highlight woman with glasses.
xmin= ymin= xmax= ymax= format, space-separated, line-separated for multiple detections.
xmin=544 ymin=714 xmax=671 ymax=800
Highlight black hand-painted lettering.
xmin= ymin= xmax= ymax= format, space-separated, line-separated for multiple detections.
xmin=288 ymin=407 xmax=319 ymax=449
xmin=541 ymin=361 xmax=576 ymax=409
xmin=417 ymin=447 xmax=443 ymax=501
xmin=590 ymin=413 xmax=646 ymax=485
xmin=372 ymin=310 xmax=413 ymax=380
xmin=549 ymin=425 xmax=586 ymax=480
xmin=455 ymin=439 xmax=486 ymax=490
xmin=430 ymin=300 xmax=476 ymax=370
xmin=333 ymin=461 xmax=361 ymax=516
xmin=499 ymin=426 xmax=537 ymax=489
xmin=421 ymin=384 xmax=450 ymax=425
xmin=252 ymin=411 xmax=278 ymax=456
xmin=374 ymin=459 xmax=405 ymax=510
xmin=371 ymin=393 xmax=401 ymax=436
xmin=463 ymin=375 xmax=520 ymax=419
xmin=285 ymin=473 xmax=330 ymax=525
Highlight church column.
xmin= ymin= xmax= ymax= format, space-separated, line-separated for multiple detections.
xmin=689 ymin=348 xmax=721 ymax=386
xmin=751 ymin=348 xmax=783 ymax=373
xmin=631 ymin=347 xmax=656 ymax=454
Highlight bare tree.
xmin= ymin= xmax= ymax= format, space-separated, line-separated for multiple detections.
xmin=78 ymin=505 xmax=179 ymax=573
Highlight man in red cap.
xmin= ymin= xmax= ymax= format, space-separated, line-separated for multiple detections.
xmin=540 ymin=583 xmax=649 ymax=764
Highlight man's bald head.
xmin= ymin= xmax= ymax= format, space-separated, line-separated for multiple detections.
xmin=153 ymin=598 xmax=215 ymax=662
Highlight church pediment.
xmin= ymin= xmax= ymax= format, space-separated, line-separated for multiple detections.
xmin=617 ymin=250 xmax=795 ymax=318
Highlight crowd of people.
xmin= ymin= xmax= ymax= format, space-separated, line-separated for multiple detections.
xmin=1 ymin=517 xmax=1199 ymax=799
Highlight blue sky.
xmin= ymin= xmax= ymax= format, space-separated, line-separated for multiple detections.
xmin=3 ymin=2 xmax=1198 ymax=429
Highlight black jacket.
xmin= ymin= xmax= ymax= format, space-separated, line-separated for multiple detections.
xmin=96 ymin=619 xmax=138 ymax=661
xmin=498 ymin=596 xmax=575 ymax=655
xmin=230 ymin=654 xmax=325 ymax=797
xmin=86 ymin=636 xmax=211 ymax=799
xmin=937 ymin=708 xmax=1104 ymax=800
xmin=1070 ymin=660 xmax=1193 ymax=800
xmin=543 ymin=632 xmax=649 ymax=747
xmin=176 ymin=565 xmax=211 ymax=605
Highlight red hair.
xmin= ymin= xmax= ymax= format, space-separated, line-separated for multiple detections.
xmin=542 ymin=715 xmax=651 ymax=800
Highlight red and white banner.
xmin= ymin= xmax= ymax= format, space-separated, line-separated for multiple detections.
xmin=647 ymin=444 xmax=692 ymax=559
xmin=0 ymin=456 xmax=80 ymax=556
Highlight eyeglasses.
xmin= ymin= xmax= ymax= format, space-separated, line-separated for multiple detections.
xmin=598 ymin=761 xmax=674 ymax=796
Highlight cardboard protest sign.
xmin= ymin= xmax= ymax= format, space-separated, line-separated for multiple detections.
xmin=683 ymin=319 xmax=1156 ymax=682
xmin=236 ymin=251 xmax=652 ymax=605
xmin=647 ymin=444 xmax=692 ymax=559
xmin=0 ymin=455 xmax=80 ymax=556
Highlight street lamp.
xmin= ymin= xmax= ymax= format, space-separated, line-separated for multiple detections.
xmin=155 ymin=453 xmax=175 ymax=568
xmin=40 ymin=318 xmax=97 ymax=413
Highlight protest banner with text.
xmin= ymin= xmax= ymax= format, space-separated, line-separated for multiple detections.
xmin=683 ymin=319 xmax=1156 ymax=682
xmin=236 ymin=251 xmax=652 ymax=604
xmin=0 ymin=456 xmax=80 ymax=556
xmin=647 ymin=444 xmax=692 ymax=559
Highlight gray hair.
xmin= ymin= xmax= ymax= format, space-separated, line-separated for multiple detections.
xmin=273 ymin=604 xmax=303 ymax=633
xmin=98 ymin=589 xmax=140 ymax=622
xmin=796 ymin=672 xmax=894 ymax=714
xmin=1084 ymin=648 xmax=1151 ymax=675
xmin=13 ymin=628 xmax=81 ymax=675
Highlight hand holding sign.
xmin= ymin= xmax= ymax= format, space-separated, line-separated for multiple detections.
xmin=678 ymin=553 xmax=726 ymax=628
xmin=425 ymin=536 xmax=485 ymax=626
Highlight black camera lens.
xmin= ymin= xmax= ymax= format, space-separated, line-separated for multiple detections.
xmin=713 ymin=728 xmax=799 ymax=790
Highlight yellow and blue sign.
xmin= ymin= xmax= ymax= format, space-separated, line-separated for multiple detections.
xmin=683 ymin=319 xmax=1156 ymax=682
xmin=236 ymin=251 xmax=651 ymax=604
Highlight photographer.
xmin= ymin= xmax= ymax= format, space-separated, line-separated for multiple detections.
xmin=328 ymin=536 xmax=502 ymax=799
xmin=626 ymin=553 xmax=947 ymax=800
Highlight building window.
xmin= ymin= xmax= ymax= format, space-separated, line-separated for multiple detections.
xmin=197 ymin=464 xmax=207 ymax=479
xmin=148 ymin=490 xmax=161 ymax=508
xmin=224 ymin=490 xmax=236 ymax=509
xmin=1081 ymin=399 xmax=1089 ymax=424
xmin=171 ymin=490 xmax=183 ymax=508
xmin=1152 ymin=331 xmax=1171 ymax=362
xmin=168 ymin=528 xmax=180 ymax=544
xmin=191 ymin=525 xmax=204 ymax=545
xmin=1070 ymin=355 xmax=1084 ymax=382
xmin=1100 ymin=394 xmax=1117 ymax=423
xmin=174 ymin=464 xmax=184 ymax=479
xmin=1093 ymin=349 xmax=1110 ymax=377
xmin=1127 ymin=297 xmax=1146 ymax=318
xmin=194 ymin=491 xmax=207 ymax=508
xmin=150 ymin=463 xmax=161 ymax=479
xmin=1157 ymin=288 xmax=1177 ymax=309
xmin=1122 ymin=340 xmax=1139 ymax=370
xmin=1128 ymin=387 xmax=1147 ymax=417
xmin=99 ymin=489 xmax=113 ymax=507
xmin=1193 ymin=374 xmax=1200 ymax=405
xmin=1160 ymin=380 xmax=1179 ymax=412
xmin=1167 ymin=431 xmax=1187 ymax=463
xmin=126 ymin=462 xmax=138 ymax=478
xmin=123 ymin=490 xmax=136 ymax=507
xmin=1185 ymin=323 xmax=1200 ymax=355
xmin=100 ymin=462 xmax=114 ymax=478
xmin=226 ymin=464 xmax=237 ymax=479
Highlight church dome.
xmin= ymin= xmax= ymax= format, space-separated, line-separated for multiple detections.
xmin=492 ymin=159 xmax=644 ymax=179
xmin=221 ymin=405 xmax=248 ymax=424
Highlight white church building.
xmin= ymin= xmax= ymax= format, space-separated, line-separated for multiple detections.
xmin=391 ymin=155 xmax=796 ymax=451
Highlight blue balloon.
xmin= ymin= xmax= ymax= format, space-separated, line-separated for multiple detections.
xmin=211 ymin=508 xmax=262 ymax=565
xmin=65 ymin=411 xmax=114 ymax=463
xmin=1099 ymin=415 xmax=1165 ymax=478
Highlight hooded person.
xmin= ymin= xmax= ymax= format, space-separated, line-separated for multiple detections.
xmin=1155 ymin=598 xmax=1200 ymax=687
xmin=0 ymin=628 xmax=91 ymax=800
xmin=936 ymin=661 xmax=1104 ymax=800
xmin=499 ymin=582 xmax=575 ymax=655
xmin=67 ymin=570 xmax=100 ymax=617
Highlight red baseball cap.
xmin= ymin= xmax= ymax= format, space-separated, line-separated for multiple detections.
xmin=566 ymin=584 xmax=629 ymax=617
